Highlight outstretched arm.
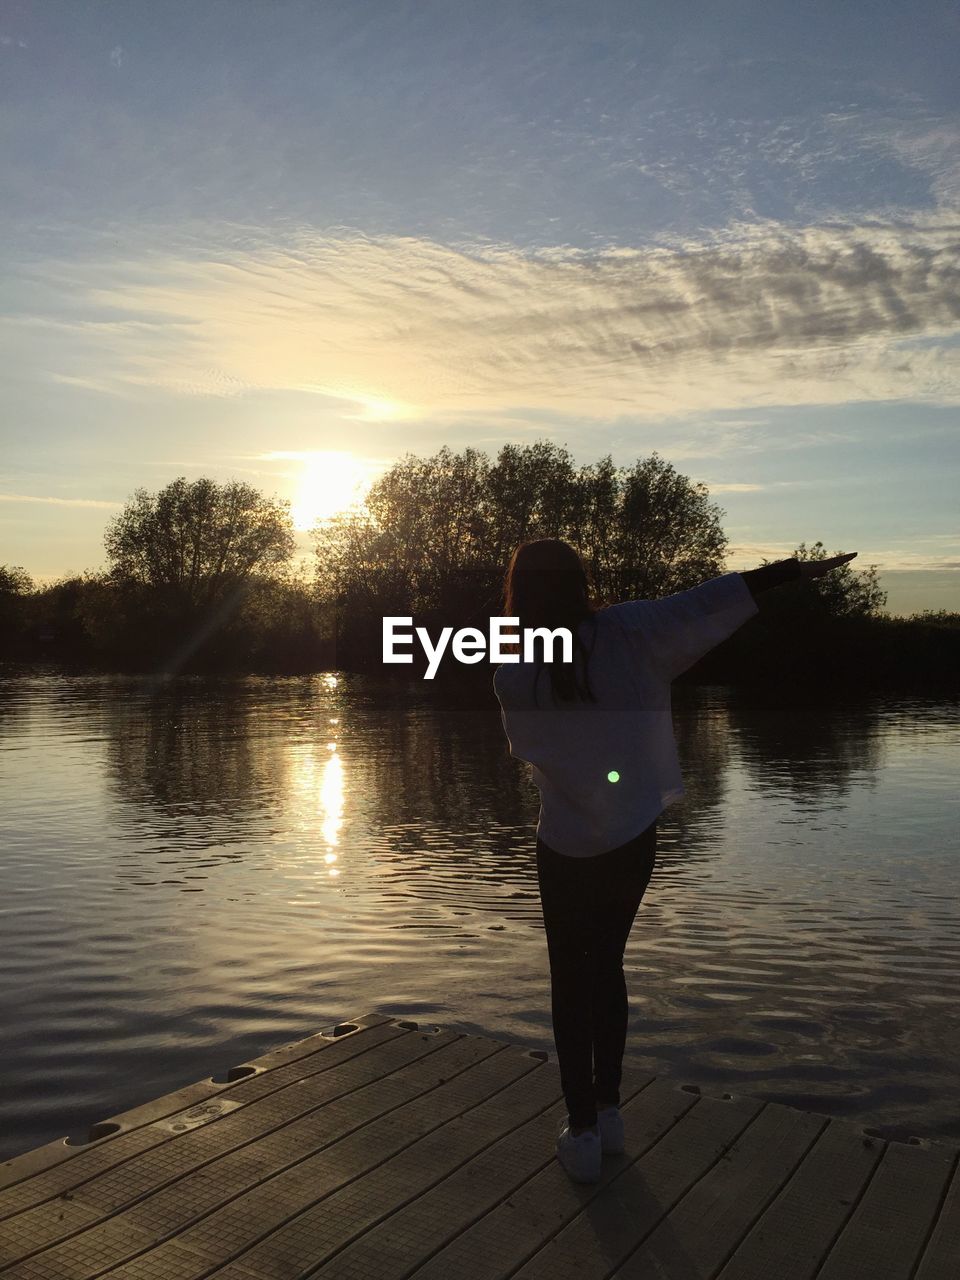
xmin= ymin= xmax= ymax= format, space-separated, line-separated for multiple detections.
xmin=606 ymin=553 xmax=858 ymax=681
xmin=740 ymin=552 xmax=857 ymax=598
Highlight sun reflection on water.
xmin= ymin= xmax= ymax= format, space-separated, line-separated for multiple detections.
xmin=287 ymin=733 xmax=347 ymax=878
xmin=319 ymin=749 xmax=344 ymax=852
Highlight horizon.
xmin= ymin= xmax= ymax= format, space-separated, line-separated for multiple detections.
xmin=2 ymin=1 xmax=959 ymax=619
xmin=6 ymin=453 xmax=958 ymax=620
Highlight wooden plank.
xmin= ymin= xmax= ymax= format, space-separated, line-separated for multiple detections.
xmin=147 ymin=1258 xmax=266 ymax=1280
xmin=0 ymin=1030 xmax=492 ymax=1278
xmin=239 ymin=1014 xmax=395 ymax=1073
xmin=608 ymin=1103 xmax=826 ymax=1278
xmin=196 ymin=1054 xmax=569 ymax=1280
xmin=715 ymin=1117 xmax=883 ymax=1280
xmin=409 ymin=1086 xmax=756 ymax=1280
xmin=123 ymin=1038 xmax=515 ymax=1268
xmin=0 ymin=1215 xmax=162 ymax=1280
xmin=0 ymin=1015 xmax=398 ymax=1211
xmin=4 ymin=1018 xmax=958 ymax=1280
xmin=915 ymin=1152 xmax=960 ymax=1280
xmin=100 ymin=1044 xmax=552 ymax=1274
xmin=394 ymin=1075 xmax=696 ymax=1280
xmin=283 ymin=1071 xmax=656 ymax=1280
xmin=0 ymin=1022 xmax=447 ymax=1268
xmin=815 ymin=1141 xmax=957 ymax=1280
xmin=19 ymin=1038 xmax=539 ymax=1280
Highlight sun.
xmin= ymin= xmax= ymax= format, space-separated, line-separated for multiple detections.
xmin=290 ymin=451 xmax=378 ymax=531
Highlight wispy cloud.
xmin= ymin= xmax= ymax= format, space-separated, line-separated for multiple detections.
xmin=828 ymin=108 xmax=960 ymax=209
xmin=728 ymin=541 xmax=960 ymax=572
xmin=13 ymin=213 xmax=959 ymax=422
xmin=49 ymin=373 xmax=131 ymax=396
xmin=704 ymin=482 xmax=766 ymax=493
xmin=0 ymin=493 xmax=121 ymax=508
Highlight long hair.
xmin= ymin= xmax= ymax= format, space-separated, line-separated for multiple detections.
xmin=503 ymin=539 xmax=596 ymax=703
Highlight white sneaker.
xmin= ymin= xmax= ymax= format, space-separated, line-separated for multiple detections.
xmin=556 ymin=1117 xmax=602 ymax=1183
xmin=598 ymin=1105 xmax=625 ymax=1155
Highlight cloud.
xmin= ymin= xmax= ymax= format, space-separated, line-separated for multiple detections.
xmin=10 ymin=213 xmax=960 ymax=421
xmin=702 ymin=482 xmax=766 ymax=492
xmin=860 ymin=552 xmax=960 ymax=570
xmin=728 ymin=541 xmax=960 ymax=572
xmin=49 ymin=372 xmax=132 ymax=395
xmin=0 ymin=493 xmax=121 ymax=508
xmin=829 ymin=109 xmax=960 ymax=209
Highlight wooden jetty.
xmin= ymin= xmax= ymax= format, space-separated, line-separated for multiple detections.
xmin=1 ymin=1013 xmax=957 ymax=1279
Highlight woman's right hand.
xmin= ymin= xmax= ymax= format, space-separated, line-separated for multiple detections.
xmin=799 ymin=551 xmax=857 ymax=580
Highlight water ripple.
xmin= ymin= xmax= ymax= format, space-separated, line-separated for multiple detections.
xmin=0 ymin=673 xmax=958 ymax=1157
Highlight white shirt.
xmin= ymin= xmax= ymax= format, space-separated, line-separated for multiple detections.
xmin=493 ymin=572 xmax=759 ymax=857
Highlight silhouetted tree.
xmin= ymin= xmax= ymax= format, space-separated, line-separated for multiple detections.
xmin=690 ymin=540 xmax=891 ymax=688
xmin=485 ymin=441 xmax=579 ymax=562
xmin=906 ymin=610 xmax=960 ymax=628
xmin=0 ymin=565 xmax=34 ymax=652
xmin=762 ymin=540 xmax=887 ymax=620
xmin=6 ymin=458 xmax=956 ymax=689
xmin=0 ymin=565 xmax=33 ymax=596
xmin=96 ymin=477 xmax=296 ymax=672
xmin=20 ymin=572 xmax=100 ymax=660
xmin=104 ymin=477 xmax=295 ymax=612
xmin=567 ymin=455 xmax=621 ymax=592
xmin=311 ymin=442 xmax=730 ymax=662
xmin=590 ymin=452 xmax=727 ymax=602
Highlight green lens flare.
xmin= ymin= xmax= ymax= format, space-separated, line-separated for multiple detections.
xmin=607 ymin=770 xmax=620 ymax=783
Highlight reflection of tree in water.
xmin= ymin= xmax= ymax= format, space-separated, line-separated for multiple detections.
xmin=353 ymin=685 xmax=540 ymax=907
xmin=98 ymin=673 xmax=377 ymax=891
xmin=722 ymin=687 xmax=885 ymax=803
xmin=665 ymin=685 xmax=737 ymax=851
xmin=358 ymin=680 xmax=736 ymax=914
xmin=0 ymin=672 xmax=31 ymax=740
xmin=369 ymin=695 xmax=535 ymax=828
xmin=90 ymin=673 xmax=767 ymax=913
xmin=102 ymin=677 xmax=312 ymax=847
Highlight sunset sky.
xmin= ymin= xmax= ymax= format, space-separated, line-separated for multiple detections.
xmin=2 ymin=0 xmax=959 ymax=614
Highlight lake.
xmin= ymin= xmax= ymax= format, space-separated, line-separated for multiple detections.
xmin=1 ymin=669 xmax=958 ymax=1162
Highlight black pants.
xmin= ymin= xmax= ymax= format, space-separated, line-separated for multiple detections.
xmin=536 ymin=820 xmax=657 ymax=1129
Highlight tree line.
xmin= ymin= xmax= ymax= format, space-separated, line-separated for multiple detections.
xmin=1 ymin=443 xmax=956 ymax=690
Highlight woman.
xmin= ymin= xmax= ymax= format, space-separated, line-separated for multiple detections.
xmin=493 ymin=539 xmax=856 ymax=1183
